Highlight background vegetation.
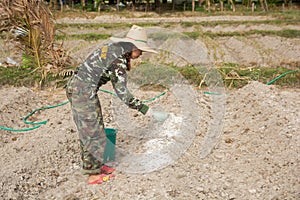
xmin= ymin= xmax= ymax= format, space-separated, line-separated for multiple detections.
xmin=0 ymin=0 xmax=299 ymax=89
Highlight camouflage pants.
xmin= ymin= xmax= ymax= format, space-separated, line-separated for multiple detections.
xmin=66 ymin=76 xmax=106 ymax=175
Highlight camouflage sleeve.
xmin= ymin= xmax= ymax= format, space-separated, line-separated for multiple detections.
xmin=110 ymin=59 xmax=149 ymax=115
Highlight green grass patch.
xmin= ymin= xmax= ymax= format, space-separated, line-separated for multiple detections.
xmin=271 ymin=10 xmax=300 ymax=21
xmin=1 ymin=63 xmax=299 ymax=89
xmin=55 ymin=33 xmax=111 ymax=41
xmin=175 ymin=65 xmax=204 ymax=86
xmin=129 ymin=61 xmax=300 ymax=89
xmin=183 ymin=29 xmax=300 ymax=39
xmin=55 ymin=22 xmax=159 ymax=29
xmin=182 ymin=32 xmax=201 ymax=40
xmin=0 ymin=66 xmax=68 ymax=88
xmin=216 ymin=66 xmax=300 ymax=88
xmin=182 ymin=19 xmax=300 ymax=27
xmin=0 ymin=66 xmax=42 ymax=87
xmin=174 ymin=64 xmax=300 ymax=88
xmin=273 ymin=29 xmax=300 ymax=38
xmin=55 ymin=18 xmax=300 ymax=30
xmin=129 ymin=62 xmax=181 ymax=88
xmin=55 ymin=23 xmax=130 ymax=29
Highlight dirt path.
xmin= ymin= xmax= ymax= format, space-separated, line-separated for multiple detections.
xmin=55 ymin=15 xmax=274 ymax=24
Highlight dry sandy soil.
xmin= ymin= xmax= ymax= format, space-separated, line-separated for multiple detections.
xmin=0 ymin=14 xmax=299 ymax=200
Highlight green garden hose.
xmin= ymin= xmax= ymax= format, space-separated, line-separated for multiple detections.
xmin=1 ymin=69 xmax=298 ymax=132
xmin=142 ymin=91 xmax=167 ymax=103
xmin=266 ymin=69 xmax=299 ymax=85
xmin=0 ymin=100 xmax=69 ymax=132
xmin=98 ymin=89 xmax=167 ymax=103
xmin=204 ymin=69 xmax=299 ymax=95
xmin=0 ymin=89 xmax=167 ymax=132
xmin=22 ymin=101 xmax=69 ymax=126
xmin=203 ymin=91 xmax=222 ymax=95
xmin=0 ymin=124 xmax=42 ymax=132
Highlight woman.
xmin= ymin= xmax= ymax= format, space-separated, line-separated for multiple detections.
xmin=66 ymin=25 xmax=157 ymax=184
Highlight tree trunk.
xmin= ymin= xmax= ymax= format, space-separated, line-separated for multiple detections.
xmin=95 ymin=0 xmax=102 ymax=12
xmin=259 ymin=0 xmax=268 ymax=12
xmin=155 ymin=0 xmax=161 ymax=13
xmin=81 ymin=0 xmax=86 ymax=11
xmin=132 ymin=0 xmax=136 ymax=11
xmin=220 ymin=0 xmax=223 ymax=12
xmin=59 ymin=0 xmax=63 ymax=12
xmin=98 ymin=4 xmax=101 ymax=12
xmin=252 ymin=2 xmax=255 ymax=12
xmin=172 ymin=0 xmax=175 ymax=11
xmin=228 ymin=0 xmax=236 ymax=12
xmin=49 ymin=0 xmax=57 ymax=9
xmin=117 ymin=0 xmax=120 ymax=11
xmin=146 ymin=0 xmax=150 ymax=12
xmin=199 ymin=0 xmax=205 ymax=7
xmin=192 ymin=0 xmax=195 ymax=12
xmin=206 ymin=0 xmax=211 ymax=12
xmin=264 ymin=0 xmax=268 ymax=11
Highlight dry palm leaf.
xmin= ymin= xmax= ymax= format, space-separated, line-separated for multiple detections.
xmin=1 ymin=0 xmax=71 ymax=87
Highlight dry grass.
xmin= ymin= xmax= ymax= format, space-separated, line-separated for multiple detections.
xmin=0 ymin=0 xmax=71 ymax=87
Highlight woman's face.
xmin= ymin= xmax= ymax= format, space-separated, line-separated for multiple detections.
xmin=131 ymin=49 xmax=142 ymax=59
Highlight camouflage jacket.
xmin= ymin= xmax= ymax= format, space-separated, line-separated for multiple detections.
xmin=73 ymin=42 xmax=149 ymax=114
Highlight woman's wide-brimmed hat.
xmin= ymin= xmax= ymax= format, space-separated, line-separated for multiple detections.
xmin=110 ymin=25 xmax=158 ymax=54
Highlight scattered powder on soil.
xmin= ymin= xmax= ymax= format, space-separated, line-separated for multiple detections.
xmin=0 ymin=81 xmax=299 ymax=199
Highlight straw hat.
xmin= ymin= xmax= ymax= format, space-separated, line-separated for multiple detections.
xmin=110 ymin=25 xmax=158 ymax=54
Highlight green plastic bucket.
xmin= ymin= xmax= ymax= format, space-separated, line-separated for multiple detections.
xmin=103 ymin=128 xmax=118 ymax=162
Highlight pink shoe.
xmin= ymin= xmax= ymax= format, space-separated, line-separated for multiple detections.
xmin=88 ymin=173 xmax=115 ymax=185
xmin=100 ymin=165 xmax=115 ymax=174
